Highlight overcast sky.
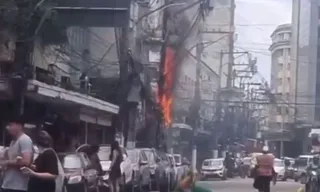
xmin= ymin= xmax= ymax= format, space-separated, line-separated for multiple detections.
xmin=235 ymin=0 xmax=292 ymax=83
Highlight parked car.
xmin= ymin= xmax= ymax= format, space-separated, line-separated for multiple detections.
xmin=58 ymin=152 xmax=99 ymax=192
xmin=274 ymin=158 xmax=287 ymax=181
xmin=97 ymin=145 xmax=134 ymax=189
xmin=127 ymin=148 xmax=152 ymax=191
xmin=166 ymin=154 xmax=178 ymax=190
xmin=293 ymin=155 xmax=314 ymax=182
xmin=201 ymin=158 xmax=227 ymax=180
xmin=173 ymin=154 xmax=184 ymax=181
xmin=140 ymin=148 xmax=171 ymax=192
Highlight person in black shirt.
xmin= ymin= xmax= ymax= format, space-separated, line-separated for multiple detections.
xmin=109 ymin=141 xmax=123 ymax=192
xmin=20 ymin=130 xmax=59 ymax=192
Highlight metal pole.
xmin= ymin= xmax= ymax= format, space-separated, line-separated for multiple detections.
xmin=294 ymin=0 xmax=300 ymax=123
xmin=84 ymin=122 xmax=88 ymax=144
xmin=280 ymin=106 xmax=284 ymax=157
xmin=213 ymin=51 xmax=224 ymax=158
xmin=226 ymin=0 xmax=235 ymax=88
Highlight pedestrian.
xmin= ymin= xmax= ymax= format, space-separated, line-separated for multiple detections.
xmin=1 ymin=116 xmax=33 ymax=192
xmin=109 ymin=141 xmax=123 ymax=192
xmin=20 ymin=130 xmax=59 ymax=192
xmin=253 ymin=146 xmax=276 ymax=192
xmin=88 ymin=145 xmax=103 ymax=176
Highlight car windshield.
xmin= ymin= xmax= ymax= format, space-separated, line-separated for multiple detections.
xmin=174 ymin=155 xmax=181 ymax=164
xmin=203 ymin=159 xmax=222 ymax=166
xmin=168 ymin=156 xmax=174 ymax=165
xmin=143 ymin=150 xmax=155 ymax=163
xmin=243 ymin=158 xmax=250 ymax=165
xmin=127 ymin=150 xmax=138 ymax=163
xmin=98 ymin=147 xmax=111 ymax=161
xmin=274 ymin=159 xmax=284 ymax=167
xmin=295 ymin=157 xmax=309 ymax=166
xmin=61 ymin=154 xmax=82 ymax=169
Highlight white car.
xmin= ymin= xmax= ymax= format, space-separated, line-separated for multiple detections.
xmin=274 ymin=158 xmax=286 ymax=181
xmin=98 ymin=145 xmax=134 ymax=187
xmin=173 ymin=154 xmax=185 ymax=180
xmin=201 ymin=158 xmax=227 ymax=180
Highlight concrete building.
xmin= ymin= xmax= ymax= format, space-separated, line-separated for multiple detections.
xmin=201 ymin=0 xmax=232 ymax=89
xmin=291 ymin=0 xmax=319 ymax=123
xmin=268 ymin=24 xmax=292 ymax=131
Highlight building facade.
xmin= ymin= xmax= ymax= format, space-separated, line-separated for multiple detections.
xmin=268 ymin=24 xmax=292 ymax=131
xmin=291 ymin=0 xmax=320 ymax=123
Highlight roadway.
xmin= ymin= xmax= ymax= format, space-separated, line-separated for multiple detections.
xmin=196 ymin=177 xmax=303 ymax=192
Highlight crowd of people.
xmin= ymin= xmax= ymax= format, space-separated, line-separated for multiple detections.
xmin=0 ymin=116 xmax=124 ymax=192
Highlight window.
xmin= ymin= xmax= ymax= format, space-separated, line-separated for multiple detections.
xmin=278 ymin=78 xmax=282 ymax=85
xmin=287 ymin=48 xmax=291 ymax=56
xmin=279 ymin=63 xmax=283 ymax=70
xmin=277 ymin=107 xmax=282 ymax=114
xmin=287 ymin=63 xmax=290 ymax=70
xmin=279 ymin=49 xmax=284 ymax=56
xmin=279 ymin=33 xmax=284 ymax=40
xmin=285 ymin=107 xmax=289 ymax=114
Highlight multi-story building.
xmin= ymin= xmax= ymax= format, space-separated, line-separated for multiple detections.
xmin=291 ymin=0 xmax=319 ymax=123
xmin=202 ymin=0 xmax=232 ymax=89
xmin=268 ymin=24 xmax=292 ymax=131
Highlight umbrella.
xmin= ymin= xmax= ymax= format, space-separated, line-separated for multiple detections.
xmin=76 ymin=144 xmax=91 ymax=155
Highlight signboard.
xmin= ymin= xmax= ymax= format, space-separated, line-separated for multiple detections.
xmin=55 ymin=0 xmax=130 ymax=27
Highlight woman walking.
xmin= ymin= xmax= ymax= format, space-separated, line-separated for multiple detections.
xmin=253 ymin=146 xmax=276 ymax=192
xmin=109 ymin=141 xmax=123 ymax=192
xmin=21 ymin=130 xmax=59 ymax=192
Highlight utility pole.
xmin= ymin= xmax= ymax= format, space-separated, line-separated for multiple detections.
xmin=226 ymin=0 xmax=235 ymax=88
xmin=12 ymin=2 xmax=36 ymax=117
xmin=213 ymin=51 xmax=224 ymax=159
xmin=280 ymin=105 xmax=284 ymax=157
xmin=157 ymin=0 xmax=169 ymax=150
xmin=191 ymin=30 xmax=203 ymax=172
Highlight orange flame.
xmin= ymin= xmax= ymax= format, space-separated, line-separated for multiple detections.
xmin=159 ymin=47 xmax=175 ymax=128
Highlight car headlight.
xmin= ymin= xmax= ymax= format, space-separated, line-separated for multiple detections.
xmin=294 ymin=168 xmax=298 ymax=171
xmin=311 ymin=171 xmax=317 ymax=176
xmin=68 ymin=175 xmax=82 ymax=184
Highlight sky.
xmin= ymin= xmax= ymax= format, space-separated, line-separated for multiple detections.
xmin=235 ymin=0 xmax=292 ymax=83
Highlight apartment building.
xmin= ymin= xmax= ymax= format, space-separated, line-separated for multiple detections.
xmin=268 ymin=24 xmax=292 ymax=131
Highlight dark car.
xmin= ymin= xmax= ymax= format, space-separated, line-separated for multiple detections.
xmin=140 ymin=148 xmax=171 ymax=192
xmin=127 ymin=149 xmax=152 ymax=191
xmin=58 ymin=152 xmax=99 ymax=192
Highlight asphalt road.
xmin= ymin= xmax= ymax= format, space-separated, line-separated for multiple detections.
xmin=196 ymin=178 xmax=303 ymax=192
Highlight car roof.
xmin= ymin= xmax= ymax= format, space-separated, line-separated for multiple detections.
xmin=204 ymin=158 xmax=224 ymax=161
xmin=299 ymin=155 xmax=313 ymax=158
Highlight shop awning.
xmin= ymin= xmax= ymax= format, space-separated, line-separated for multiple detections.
xmin=27 ymin=80 xmax=119 ymax=114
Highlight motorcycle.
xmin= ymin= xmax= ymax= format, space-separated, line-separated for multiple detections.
xmin=301 ymin=162 xmax=320 ymax=192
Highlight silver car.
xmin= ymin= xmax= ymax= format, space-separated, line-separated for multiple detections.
xmin=127 ymin=149 xmax=152 ymax=191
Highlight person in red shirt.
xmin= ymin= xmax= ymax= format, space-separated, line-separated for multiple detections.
xmin=253 ymin=146 xmax=276 ymax=192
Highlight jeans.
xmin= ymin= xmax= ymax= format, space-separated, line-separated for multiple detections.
xmin=255 ymin=176 xmax=272 ymax=192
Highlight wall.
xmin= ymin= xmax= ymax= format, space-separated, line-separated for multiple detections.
xmin=202 ymin=0 xmax=231 ymax=89
xmin=291 ymin=0 xmax=318 ymax=123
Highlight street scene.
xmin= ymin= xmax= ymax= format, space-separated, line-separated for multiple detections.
xmin=0 ymin=0 xmax=318 ymax=192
